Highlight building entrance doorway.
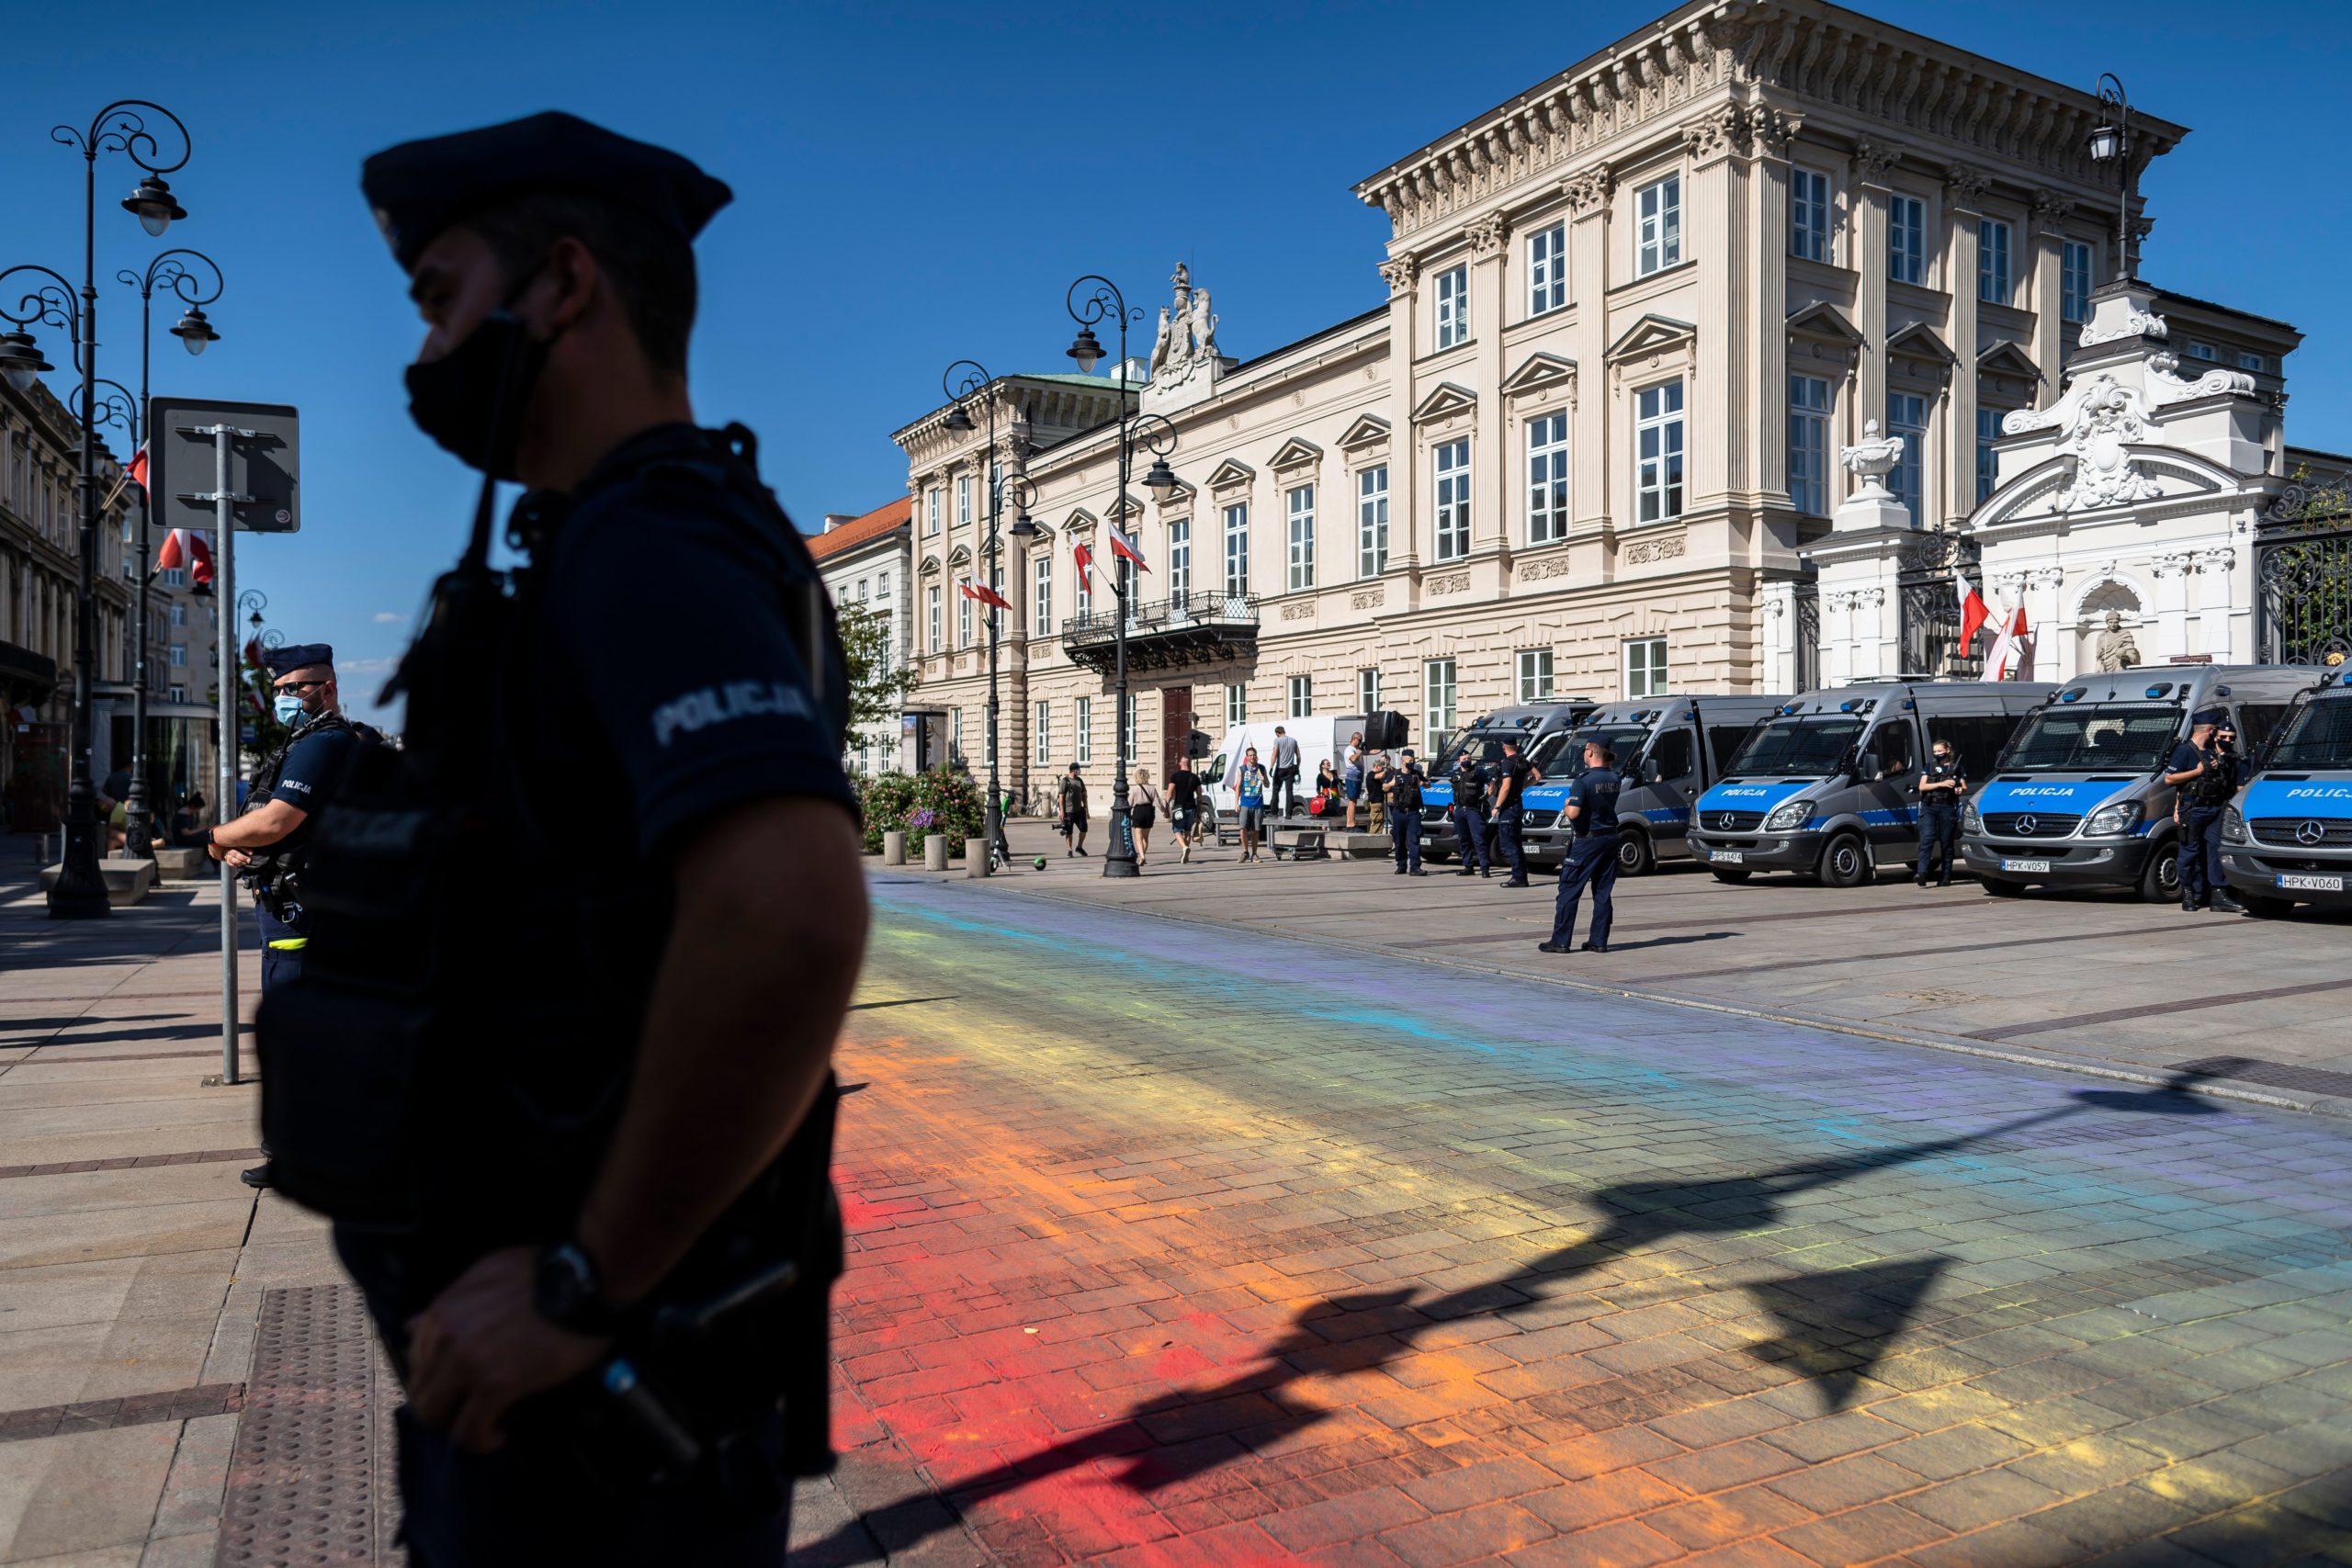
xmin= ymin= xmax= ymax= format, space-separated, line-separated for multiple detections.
xmin=1160 ymin=686 xmax=1196 ymax=782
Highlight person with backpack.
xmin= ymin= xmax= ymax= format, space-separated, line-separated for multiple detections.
xmin=1233 ymin=745 xmax=1272 ymax=863
xmin=1386 ymin=748 xmax=1428 ymax=875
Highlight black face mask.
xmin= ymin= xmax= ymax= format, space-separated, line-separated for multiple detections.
xmin=404 ymin=264 xmax=556 ymax=480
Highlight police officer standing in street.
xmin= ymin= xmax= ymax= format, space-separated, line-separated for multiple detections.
xmin=198 ymin=643 xmax=375 ymax=1190
xmin=259 ymin=114 xmax=868 ymax=1564
xmin=1914 ymin=736 xmax=1967 ymax=887
xmin=2165 ymin=708 xmax=2245 ymax=914
xmin=1388 ymin=748 xmax=1427 ymax=874
xmin=1450 ymin=750 xmax=1492 ymax=877
xmin=1491 ymin=733 xmax=1538 ymax=888
xmin=1539 ymin=739 xmax=1622 ymax=953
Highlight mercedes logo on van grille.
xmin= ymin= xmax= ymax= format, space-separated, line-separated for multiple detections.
xmin=2298 ymin=819 xmax=2328 ymax=846
xmin=2014 ymin=814 xmax=2039 ymax=836
xmin=1716 ymin=812 xmax=1736 ymax=830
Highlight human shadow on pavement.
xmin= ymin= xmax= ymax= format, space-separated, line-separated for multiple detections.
xmin=846 ymin=996 xmax=959 ymax=1013
xmin=1582 ymin=932 xmax=1734 ymax=952
xmin=806 ymin=1067 xmax=2228 ymax=1557
xmin=5 ymin=1021 xmax=227 ymax=1048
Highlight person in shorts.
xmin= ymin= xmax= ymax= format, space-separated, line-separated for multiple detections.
xmin=1164 ymin=758 xmax=1204 ymax=863
xmin=1128 ymin=767 xmax=1156 ymax=869
xmin=1342 ymin=732 xmax=1365 ymax=829
xmin=1234 ymin=746 xmax=1272 ymax=863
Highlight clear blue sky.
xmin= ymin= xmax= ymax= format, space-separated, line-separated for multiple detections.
xmin=5 ymin=1 xmax=2345 ymax=729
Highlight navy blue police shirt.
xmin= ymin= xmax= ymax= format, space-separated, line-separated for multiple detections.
xmin=534 ymin=425 xmax=857 ymax=857
xmin=256 ymin=723 xmax=361 ymax=856
xmin=2167 ymin=740 xmax=2205 ymax=795
xmin=1566 ymin=768 xmax=1622 ymax=836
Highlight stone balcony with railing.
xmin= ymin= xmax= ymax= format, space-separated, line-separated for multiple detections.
xmin=1060 ymin=591 xmax=1261 ymax=672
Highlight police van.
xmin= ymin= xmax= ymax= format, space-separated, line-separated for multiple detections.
xmin=1518 ymin=695 xmax=1792 ymax=875
xmin=1419 ymin=700 xmax=1600 ymax=862
xmin=2220 ymin=669 xmax=2352 ymax=916
xmin=1685 ymin=681 xmax=2048 ymax=886
xmin=1961 ymin=665 xmax=2312 ymax=900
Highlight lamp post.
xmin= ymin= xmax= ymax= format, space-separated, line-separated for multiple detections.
xmin=1 ymin=101 xmax=191 ymax=918
xmin=1061 ymin=276 xmax=1181 ymax=879
xmin=107 ymin=251 xmax=223 ymax=863
xmin=941 ymin=361 xmax=1040 ymax=867
xmin=2087 ymin=74 xmax=2135 ymax=285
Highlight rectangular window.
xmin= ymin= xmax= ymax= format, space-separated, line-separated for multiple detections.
xmin=1168 ymin=516 xmax=1191 ymax=602
xmin=926 ymin=488 xmax=941 ymax=535
xmin=1033 ymin=554 xmax=1052 ymax=635
xmin=1517 ymin=649 xmax=1554 ymax=703
xmin=1636 ymin=174 xmax=1682 ymax=276
xmin=169 ymin=604 xmax=186 ymax=626
xmin=1790 ymin=168 xmax=1831 ymax=262
xmin=1359 ymin=667 xmax=1381 ymax=712
xmin=1223 ymin=503 xmax=1249 ymax=598
xmin=1075 ymin=551 xmax=1092 ymax=618
xmin=1357 ymin=465 xmax=1389 ymax=578
xmin=1977 ymin=219 xmax=2011 ymax=305
xmin=1289 ymin=674 xmax=1313 ymax=718
xmin=854 ymin=578 xmax=868 ymax=604
xmin=1887 ymin=392 xmax=1928 ymax=520
xmin=1076 ymin=697 xmax=1092 ymax=764
xmin=1526 ymin=412 xmax=1569 ymax=545
xmin=989 ymin=563 xmax=1006 ymax=637
xmin=2237 ymin=352 xmax=2266 ymax=373
xmin=1285 ymin=485 xmax=1315 ymax=591
xmin=2061 ymin=240 xmax=2095 ymax=324
xmin=1636 ymin=382 xmax=1685 ymax=524
xmin=1424 ymin=659 xmax=1457 ymax=737
xmin=958 ymin=583 xmax=972 ymax=647
xmin=1788 ymin=374 xmax=1831 ymax=515
xmin=1433 ymin=440 xmax=1471 ymax=561
xmin=876 ymin=570 xmax=889 ymax=603
xmin=169 ymin=684 xmax=186 ymax=704
xmin=1624 ymin=637 xmax=1668 ymax=698
xmin=1977 ymin=406 xmax=2003 ymax=503
xmin=927 ymin=583 xmax=942 ymax=651
xmin=1527 ymin=223 xmax=1566 ymax=315
xmin=1225 ymin=683 xmax=1245 ymax=728
xmin=951 ymin=708 xmax=963 ymax=761
xmin=1889 ymin=195 xmax=1926 ymax=285
xmin=1434 ymin=265 xmax=1469 ymax=350
xmin=168 ymin=644 xmax=186 ymax=668
xmin=2187 ymin=341 xmax=2218 ymax=362
xmin=1123 ymin=700 xmax=1136 ymax=765
xmin=162 ymin=568 xmax=185 ymax=588
xmin=1035 ymin=700 xmax=1051 ymax=766
xmin=956 ymin=475 xmax=971 ymax=527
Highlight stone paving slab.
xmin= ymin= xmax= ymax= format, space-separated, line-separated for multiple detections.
xmin=811 ymin=869 xmax=2352 ymax=1565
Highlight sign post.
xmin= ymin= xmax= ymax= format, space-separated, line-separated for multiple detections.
xmin=148 ymin=398 xmax=300 ymax=1088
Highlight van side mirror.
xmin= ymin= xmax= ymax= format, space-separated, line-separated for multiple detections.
xmin=1853 ymin=752 xmax=1881 ymax=781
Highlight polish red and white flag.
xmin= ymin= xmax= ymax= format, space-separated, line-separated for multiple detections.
xmin=1071 ymin=540 xmax=1097 ymax=583
xmin=1955 ymin=570 xmax=1991 ymax=651
xmin=156 ymin=528 xmax=214 ymax=586
xmin=125 ymin=446 xmax=148 ymax=493
xmin=959 ymin=580 xmax=1013 ymax=612
xmin=1107 ymin=524 xmax=1149 ymax=572
xmin=1982 ymin=602 xmax=2031 ymax=682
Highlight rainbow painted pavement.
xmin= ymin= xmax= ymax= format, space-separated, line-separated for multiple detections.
xmin=797 ymin=874 xmax=2352 ymax=1565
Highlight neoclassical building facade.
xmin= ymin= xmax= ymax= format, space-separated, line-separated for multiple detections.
xmin=889 ymin=0 xmax=2312 ymax=809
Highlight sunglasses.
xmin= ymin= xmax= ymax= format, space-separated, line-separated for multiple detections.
xmin=273 ymin=678 xmax=327 ymax=695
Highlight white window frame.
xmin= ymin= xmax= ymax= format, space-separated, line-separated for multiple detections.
xmin=1167 ymin=515 xmax=1192 ymax=605
xmin=1977 ymin=219 xmax=2012 ymax=305
xmin=1225 ymin=682 xmax=1245 ymax=728
xmin=1122 ymin=700 xmax=1136 ymax=765
xmin=1033 ymin=554 xmax=1052 ymax=635
xmin=956 ymin=474 xmax=971 ymax=528
xmin=1035 ymin=700 xmax=1051 ymax=766
xmin=927 ymin=583 xmax=942 ymax=651
xmin=1288 ymin=674 xmax=1313 ymax=718
xmin=1635 ymin=382 xmax=1685 ymax=524
xmin=168 ymin=643 xmax=186 ymax=668
xmin=1636 ymin=174 xmax=1682 ymax=276
xmin=2237 ymin=352 xmax=2266 ymax=373
xmin=1888 ymin=194 xmax=1926 ymax=285
xmin=1977 ymin=406 xmax=2003 ymax=503
xmin=2187 ymin=341 xmax=2218 ymax=362
xmin=1434 ymin=265 xmax=1469 ymax=350
xmin=951 ymin=707 xmax=964 ymax=761
xmin=1425 ymin=658 xmax=1458 ymax=737
xmin=2061 ymin=240 xmax=2095 ymax=325
xmin=1527 ymin=223 xmax=1566 ymax=316
xmin=1357 ymin=465 xmax=1389 ymax=579
xmin=1517 ymin=648 xmax=1554 ymax=703
xmin=1076 ymin=697 xmax=1092 ymax=765
xmin=1433 ymin=440 xmax=1471 ymax=561
xmin=1788 ymin=374 xmax=1831 ymax=516
xmin=1888 ymin=392 xmax=1928 ymax=521
xmin=958 ymin=583 xmax=972 ymax=647
xmin=926 ymin=487 xmax=941 ymax=536
xmin=1526 ymin=412 xmax=1569 ymax=545
xmin=1359 ymin=667 xmax=1381 ymax=712
xmin=1223 ymin=502 xmax=1249 ymax=598
xmin=1790 ymin=168 xmax=1831 ymax=263
xmin=1624 ymin=637 xmax=1668 ymax=698
xmin=169 ymin=603 xmax=186 ymax=626
xmin=1285 ymin=485 xmax=1315 ymax=591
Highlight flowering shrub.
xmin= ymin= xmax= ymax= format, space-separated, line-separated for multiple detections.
xmin=856 ymin=766 xmax=985 ymax=857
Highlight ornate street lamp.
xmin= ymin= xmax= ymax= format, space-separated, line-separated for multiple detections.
xmin=17 ymin=99 xmax=195 ymax=919
xmin=1061 ymin=276 xmax=1177 ymax=879
xmin=2087 ymin=73 xmax=2134 ymax=286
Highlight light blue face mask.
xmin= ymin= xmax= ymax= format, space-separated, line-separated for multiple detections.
xmin=274 ymin=694 xmax=308 ymax=728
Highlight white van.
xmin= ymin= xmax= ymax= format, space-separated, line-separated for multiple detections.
xmin=1202 ymin=715 xmax=1370 ymax=818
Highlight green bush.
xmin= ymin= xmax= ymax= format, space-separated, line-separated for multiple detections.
xmin=857 ymin=766 xmax=985 ymax=857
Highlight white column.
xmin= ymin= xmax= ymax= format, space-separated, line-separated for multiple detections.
xmin=1944 ymin=170 xmax=1988 ymax=529
xmin=2152 ymin=551 xmax=2193 ymax=660
xmin=1468 ymin=214 xmax=1511 ymax=560
xmin=1566 ymin=166 xmax=1614 ymax=536
xmin=1852 ymin=143 xmax=1895 ymax=506
xmin=1380 ymin=255 xmax=1422 ymax=570
xmin=1855 ymin=587 xmax=1889 ymax=680
xmin=2199 ymin=546 xmax=2236 ymax=660
xmin=2028 ymin=567 xmax=2065 ymax=682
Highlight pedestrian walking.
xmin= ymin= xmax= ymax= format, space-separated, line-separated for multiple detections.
xmin=1450 ymin=751 xmax=1493 ymax=877
xmin=1164 ymin=757 xmax=1204 ymax=863
xmin=1914 ymin=737 xmax=1967 ymax=887
xmin=1234 ymin=746 xmax=1272 ymax=862
xmin=1491 ymin=734 xmax=1539 ymax=887
xmin=1272 ymin=725 xmax=1302 ymax=818
xmin=1540 ymin=739 xmax=1623 ymax=953
xmin=1129 ymin=767 xmax=1156 ymax=869
xmin=2165 ymin=709 xmax=2244 ymax=913
xmin=1388 ymin=748 xmax=1427 ymax=874
xmin=1342 ymin=731 xmax=1365 ymax=829
xmin=1059 ymin=761 xmax=1091 ymax=856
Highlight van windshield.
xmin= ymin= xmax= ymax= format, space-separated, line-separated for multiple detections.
xmin=2264 ymin=694 xmax=2352 ymax=770
xmin=1724 ymin=716 xmax=1865 ymax=778
xmin=1996 ymin=705 xmax=2180 ymax=773
xmin=1203 ymin=752 xmax=1229 ymax=785
xmin=1556 ymin=727 xmax=1653 ymax=779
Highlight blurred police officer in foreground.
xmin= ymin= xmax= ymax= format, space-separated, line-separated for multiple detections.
xmin=2165 ymin=708 xmax=2244 ymax=914
xmin=1539 ymin=739 xmax=1622 ymax=954
xmin=1914 ymin=736 xmax=1966 ymax=887
xmin=200 ymin=642 xmax=379 ymax=1190
xmin=1491 ymin=733 xmax=1537 ymax=887
xmin=256 ymin=113 xmax=865 ymax=1564
xmin=1450 ymin=751 xmax=1492 ymax=877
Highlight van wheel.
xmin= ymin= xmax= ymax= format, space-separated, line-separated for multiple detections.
xmin=2238 ymin=892 xmax=2293 ymax=919
xmin=2137 ymin=846 xmax=2180 ymax=903
xmin=1616 ymin=833 xmax=1655 ymax=877
xmin=1982 ymin=877 xmax=2026 ymax=897
xmin=1819 ymin=833 xmax=1871 ymax=888
xmin=1710 ymin=867 xmax=1752 ymax=884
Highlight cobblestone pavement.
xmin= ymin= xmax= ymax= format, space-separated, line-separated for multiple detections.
xmin=799 ymin=870 xmax=2352 ymax=1567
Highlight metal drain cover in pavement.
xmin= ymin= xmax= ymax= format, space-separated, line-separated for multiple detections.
xmin=218 ymin=1284 xmax=404 ymax=1567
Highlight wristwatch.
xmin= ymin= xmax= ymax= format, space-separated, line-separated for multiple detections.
xmin=533 ymin=1240 xmax=621 ymax=1336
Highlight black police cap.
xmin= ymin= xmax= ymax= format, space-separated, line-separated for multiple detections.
xmin=263 ymin=643 xmax=334 ymax=678
xmin=2192 ymin=706 xmax=2226 ymax=727
xmin=361 ymin=111 xmax=733 ymax=271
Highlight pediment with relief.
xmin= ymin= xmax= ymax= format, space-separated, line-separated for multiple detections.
xmin=1337 ymin=413 xmax=1393 ymax=451
xmin=1206 ymin=457 xmax=1257 ymax=491
xmin=1886 ymin=321 xmax=1956 ymax=370
xmin=1062 ymin=508 xmax=1098 ymax=537
xmin=1605 ymin=314 xmax=1696 ymax=363
xmin=1786 ymin=300 xmax=1864 ymax=346
xmin=1500 ymin=352 xmax=1577 ymax=396
xmin=1976 ymin=339 xmax=2043 ymax=386
xmin=1268 ymin=438 xmax=1324 ymax=471
xmin=1410 ymin=381 xmax=1478 ymax=423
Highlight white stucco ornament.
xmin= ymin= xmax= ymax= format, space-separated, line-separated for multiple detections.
xmin=2077 ymin=306 xmax=2169 ymax=348
xmin=1840 ymin=419 xmax=1905 ymax=499
xmin=2144 ymin=351 xmax=2258 ymax=409
xmin=2002 ymin=372 xmax=2163 ymax=513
